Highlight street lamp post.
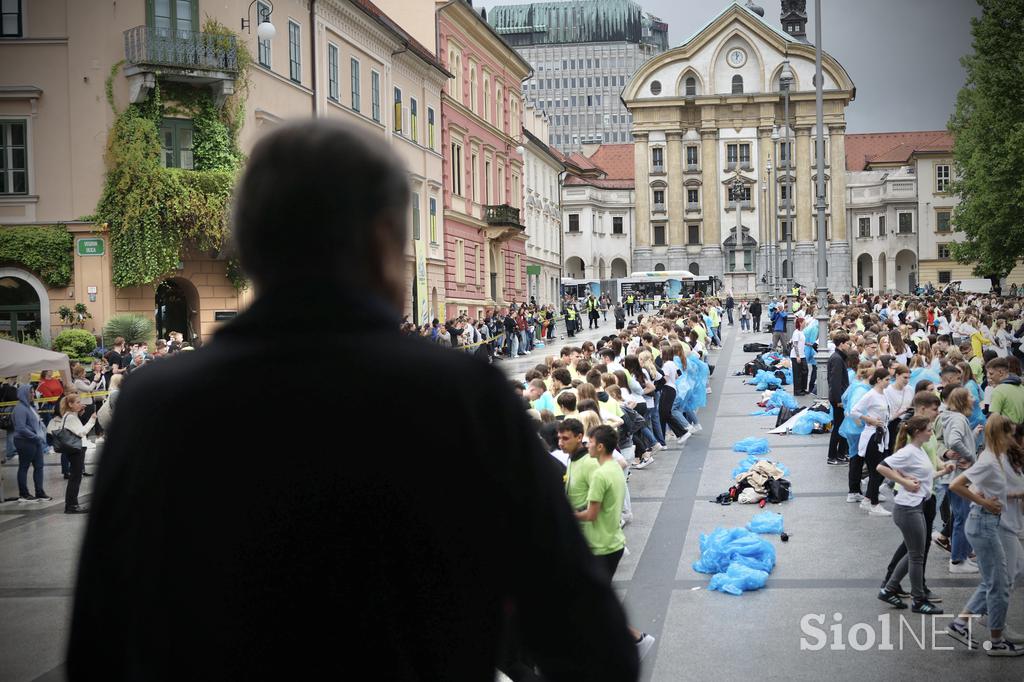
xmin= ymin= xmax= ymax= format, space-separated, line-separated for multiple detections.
xmin=813 ymin=0 xmax=830 ymax=397
xmin=781 ymin=60 xmax=794 ymax=295
xmin=765 ymin=155 xmax=774 ymax=293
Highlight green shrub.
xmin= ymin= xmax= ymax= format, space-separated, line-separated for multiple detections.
xmin=102 ymin=314 xmax=155 ymax=347
xmin=51 ymin=329 xmax=97 ymax=359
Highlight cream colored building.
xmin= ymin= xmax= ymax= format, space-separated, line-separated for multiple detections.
xmin=520 ymin=103 xmax=564 ymax=306
xmin=621 ymin=1 xmax=855 ymax=295
xmin=0 ymin=0 xmax=447 ymax=345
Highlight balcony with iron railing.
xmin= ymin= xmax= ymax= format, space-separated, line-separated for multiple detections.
xmin=123 ymin=25 xmax=238 ymax=104
xmin=652 ymin=202 xmax=667 ymax=214
xmin=484 ymin=204 xmax=525 ymax=241
xmin=650 ymin=164 xmax=665 ymax=175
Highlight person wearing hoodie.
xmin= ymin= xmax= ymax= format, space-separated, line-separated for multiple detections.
xmin=939 ymin=386 xmax=982 ymax=573
xmin=988 ymin=357 xmax=1024 ymax=424
xmin=12 ymin=384 xmax=50 ymax=502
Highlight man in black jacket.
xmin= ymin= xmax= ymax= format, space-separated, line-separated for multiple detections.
xmin=68 ymin=121 xmax=639 ymax=682
xmin=749 ymin=298 xmax=762 ymax=333
xmin=827 ymin=332 xmax=852 ymax=465
xmin=725 ymin=294 xmax=735 ymax=325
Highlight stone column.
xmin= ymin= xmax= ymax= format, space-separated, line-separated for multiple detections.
xmin=872 ymin=255 xmax=881 ymax=293
xmin=829 ymin=125 xmax=848 ymax=241
xmin=634 ymin=132 xmax=650 ymax=248
xmin=700 ymin=128 xmax=720 ymax=245
xmin=795 ymin=126 xmax=812 ymax=243
xmin=757 ymin=124 xmax=773 ymax=246
xmin=887 ymin=254 xmax=897 ymax=292
xmin=666 ymin=131 xmax=685 ymax=247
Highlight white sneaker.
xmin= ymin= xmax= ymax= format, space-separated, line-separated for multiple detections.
xmin=651 ymin=443 xmax=665 ymax=454
xmin=679 ymin=430 xmax=693 ymax=445
xmin=633 ymin=456 xmax=653 ymax=470
xmin=620 ymin=512 xmax=633 ymax=528
xmin=636 ymin=633 xmax=656 ymax=661
xmin=949 ymin=560 xmax=980 ymax=574
xmin=693 ymin=423 xmax=703 ymax=433
xmin=859 ymin=498 xmax=872 ymax=510
xmin=846 ymin=493 xmax=864 ymax=503
xmin=868 ymin=505 xmax=892 ymax=516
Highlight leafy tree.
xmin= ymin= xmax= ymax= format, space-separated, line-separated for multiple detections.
xmin=948 ymin=0 xmax=1024 ymax=278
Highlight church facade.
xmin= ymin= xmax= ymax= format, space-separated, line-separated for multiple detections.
xmin=621 ymin=1 xmax=855 ymax=294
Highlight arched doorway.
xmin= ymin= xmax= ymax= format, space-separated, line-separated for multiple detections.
xmin=688 ymin=262 xmax=700 ymax=275
xmin=856 ymin=254 xmax=873 ymax=289
xmin=0 ymin=272 xmax=43 ymax=344
xmin=610 ymin=258 xmax=628 ymax=278
xmin=895 ymin=249 xmax=917 ymax=293
xmin=565 ymin=256 xmax=585 ymax=278
xmin=155 ymin=277 xmax=200 ymax=343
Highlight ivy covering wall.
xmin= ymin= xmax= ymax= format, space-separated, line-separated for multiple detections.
xmin=0 ymin=225 xmax=74 ymax=287
xmin=96 ymin=19 xmax=250 ymax=289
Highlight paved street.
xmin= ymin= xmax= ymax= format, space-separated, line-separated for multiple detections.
xmin=501 ymin=319 xmax=1024 ymax=680
xmin=1 ymin=319 xmax=1021 ymax=681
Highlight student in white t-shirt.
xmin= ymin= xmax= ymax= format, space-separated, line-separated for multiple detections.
xmin=946 ymin=415 xmax=1024 ymax=656
xmin=877 ymin=415 xmax=956 ymax=612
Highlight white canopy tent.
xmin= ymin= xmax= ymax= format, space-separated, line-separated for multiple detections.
xmin=0 ymin=339 xmax=72 ymax=383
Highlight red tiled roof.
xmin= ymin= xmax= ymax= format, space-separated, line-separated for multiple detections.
xmin=564 ymin=176 xmax=634 ymax=189
xmin=587 ymin=144 xmax=634 ymax=181
xmin=567 ymin=152 xmax=598 ymax=170
xmin=844 ymin=131 xmax=953 ymax=171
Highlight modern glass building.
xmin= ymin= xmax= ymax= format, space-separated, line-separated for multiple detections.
xmin=486 ymin=0 xmax=668 ymax=153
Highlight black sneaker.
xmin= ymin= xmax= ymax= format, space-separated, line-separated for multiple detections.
xmin=988 ymin=639 xmax=1024 ymax=657
xmin=892 ymin=585 xmax=910 ymax=599
xmin=877 ymin=588 xmax=907 ymax=609
xmin=827 ymin=458 xmax=844 ymax=466
xmin=17 ymin=495 xmax=37 ymax=503
xmin=912 ymin=599 xmax=943 ymax=615
xmin=34 ymin=494 xmax=53 ymax=502
xmin=946 ymin=621 xmax=978 ymax=649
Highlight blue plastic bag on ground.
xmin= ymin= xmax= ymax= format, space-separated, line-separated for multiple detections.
xmin=747 ymin=511 xmax=785 ymax=534
xmin=750 ymin=407 xmax=780 ymax=417
xmin=791 ymin=409 xmax=833 ymax=435
xmin=766 ymin=390 xmax=798 ymax=411
xmin=708 ymin=562 xmax=771 ymax=595
xmin=733 ymin=437 xmax=771 ymax=456
xmin=747 ymin=370 xmax=782 ymax=391
xmin=693 ymin=527 xmax=777 ymax=574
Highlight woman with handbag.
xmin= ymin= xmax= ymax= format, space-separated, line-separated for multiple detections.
xmin=47 ymin=393 xmax=96 ymax=514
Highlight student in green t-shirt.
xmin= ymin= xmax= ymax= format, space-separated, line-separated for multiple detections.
xmin=988 ymin=357 xmax=1024 ymax=424
xmin=557 ymin=419 xmax=599 ymax=511
xmin=575 ymin=425 xmax=656 ymax=660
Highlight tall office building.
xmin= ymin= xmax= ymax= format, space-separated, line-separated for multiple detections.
xmin=486 ymin=0 xmax=668 ymax=153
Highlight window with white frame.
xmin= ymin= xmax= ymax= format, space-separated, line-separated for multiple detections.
xmin=858 ymin=217 xmax=870 ymax=238
xmin=687 ymin=224 xmax=700 ymax=244
xmin=371 ymin=71 xmax=380 ymax=122
xmin=879 ymin=215 xmax=886 ymax=236
xmin=288 ymin=21 xmax=301 ymax=83
xmin=898 ymin=212 xmax=913 ymax=234
xmin=427 ymin=107 xmax=435 ymax=149
xmin=256 ymin=1 xmax=271 ymax=67
xmin=936 ymin=164 xmax=951 ymax=193
xmin=350 ymin=58 xmax=360 ymax=112
xmin=686 ymin=145 xmax=698 ymax=167
xmin=0 ymin=119 xmax=28 ymax=193
xmin=410 ymin=98 xmax=418 ymax=143
xmin=938 ymin=243 xmax=951 ymax=259
xmin=455 ymin=238 xmax=465 ymax=283
xmin=450 ymin=140 xmax=463 ymax=196
xmin=327 ymin=44 xmax=339 ymax=102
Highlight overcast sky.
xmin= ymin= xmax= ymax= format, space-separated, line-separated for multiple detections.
xmin=483 ymin=0 xmax=980 ymax=133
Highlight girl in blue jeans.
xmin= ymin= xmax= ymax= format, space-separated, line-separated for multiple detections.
xmin=946 ymin=416 xmax=1024 ymax=656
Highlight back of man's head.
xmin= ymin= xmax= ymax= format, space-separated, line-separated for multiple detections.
xmin=233 ymin=120 xmax=409 ymax=296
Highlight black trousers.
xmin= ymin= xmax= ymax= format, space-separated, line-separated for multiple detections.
xmin=658 ymin=385 xmax=687 ymax=439
xmin=883 ymin=494 xmax=937 ymax=590
xmin=849 ymin=453 xmax=865 ymax=494
xmin=807 ymin=365 xmax=818 ymax=394
xmin=864 ymin=431 xmax=887 ymax=504
xmin=752 ymin=315 xmax=761 ymax=332
xmin=827 ymin=403 xmax=847 ymax=461
xmin=64 ymin=447 xmax=85 ymax=509
xmin=792 ymin=358 xmax=807 ymax=394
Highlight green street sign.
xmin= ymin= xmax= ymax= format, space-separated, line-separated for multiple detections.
xmin=77 ymin=238 xmax=105 ymax=257
xmin=526 ymin=264 xmax=541 ymax=275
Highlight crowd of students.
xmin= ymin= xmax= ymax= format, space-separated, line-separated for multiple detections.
xmin=492 ymin=295 xmax=724 ymax=665
xmin=810 ymin=289 xmax=1024 ymax=655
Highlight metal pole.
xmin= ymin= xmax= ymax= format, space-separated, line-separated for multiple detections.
xmin=785 ymin=87 xmax=793 ymax=294
xmin=771 ymin=157 xmax=779 ymax=294
xmin=814 ymin=0 xmax=830 ymax=397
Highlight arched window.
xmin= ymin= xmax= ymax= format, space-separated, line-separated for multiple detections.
xmin=731 ymin=75 xmax=744 ymax=94
xmin=685 ymin=77 xmax=696 ymax=96
xmin=469 ymin=68 xmax=476 ymax=112
xmin=654 ymin=263 xmax=666 ymax=272
xmin=496 ymin=86 xmax=504 ymax=131
xmin=782 ymin=259 xmax=790 ymax=279
xmin=688 ymin=262 xmax=700 ymax=275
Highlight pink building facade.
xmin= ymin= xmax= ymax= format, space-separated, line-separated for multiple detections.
xmin=438 ymin=0 xmax=531 ymax=320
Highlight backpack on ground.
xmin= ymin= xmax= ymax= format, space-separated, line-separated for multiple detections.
xmin=744 ymin=342 xmax=771 ymax=353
